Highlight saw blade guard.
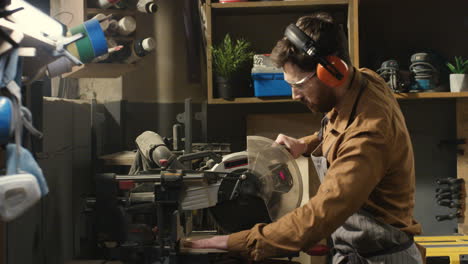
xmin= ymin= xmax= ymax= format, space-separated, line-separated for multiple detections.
xmin=247 ymin=136 xmax=303 ymax=221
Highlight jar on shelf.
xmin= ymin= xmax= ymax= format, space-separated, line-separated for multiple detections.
xmin=97 ymin=0 xmax=122 ymax=9
xmin=117 ymin=16 xmax=136 ymax=36
xmin=137 ymin=0 xmax=158 ymax=13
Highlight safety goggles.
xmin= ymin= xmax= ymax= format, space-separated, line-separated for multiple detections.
xmin=284 ymin=71 xmax=316 ymax=90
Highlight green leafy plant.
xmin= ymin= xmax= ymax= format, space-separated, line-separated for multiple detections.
xmin=211 ymin=34 xmax=254 ymax=79
xmin=447 ymin=56 xmax=468 ymax=74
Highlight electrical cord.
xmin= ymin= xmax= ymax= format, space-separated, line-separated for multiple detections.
xmin=409 ymin=53 xmax=440 ymax=91
xmin=409 ymin=61 xmax=438 ymax=80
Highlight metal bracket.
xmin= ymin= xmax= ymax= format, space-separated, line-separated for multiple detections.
xmin=176 ymin=99 xmax=208 ymax=161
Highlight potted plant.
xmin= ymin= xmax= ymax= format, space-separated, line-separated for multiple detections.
xmin=211 ymin=34 xmax=254 ymax=99
xmin=447 ymin=56 xmax=468 ymax=92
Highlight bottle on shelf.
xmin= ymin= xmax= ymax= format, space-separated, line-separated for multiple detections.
xmin=117 ymin=16 xmax=136 ymax=36
xmin=114 ymin=0 xmax=128 ymax=9
xmin=109 ymin=37 xmax=155 ymax=64
xmin=125 ymin=37 xmax=155 ymax=64
xmin=137 ymin=0 xmax=158 ymax=13
xmin=97 ymin=0 xmax=122 ymax=9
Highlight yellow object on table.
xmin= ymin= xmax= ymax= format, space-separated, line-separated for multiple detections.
xmin=415 ymin=235 xmax=468 ymax=264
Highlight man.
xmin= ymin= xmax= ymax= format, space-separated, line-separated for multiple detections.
xmin=190 ymin=12 xmax=423 ymax=263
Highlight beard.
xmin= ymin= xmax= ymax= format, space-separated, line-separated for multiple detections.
xmin=301 ymin=95 xmax=335 ymax=113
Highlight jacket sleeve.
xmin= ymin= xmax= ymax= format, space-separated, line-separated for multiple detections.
xmin=227 ymin=128 xmax=389 ymax=261
xmin=300 ymin=132 xmax=320 ymax=155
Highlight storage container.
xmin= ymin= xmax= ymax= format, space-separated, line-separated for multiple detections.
xmin=251 ymin=54 xmax=291 ymax=97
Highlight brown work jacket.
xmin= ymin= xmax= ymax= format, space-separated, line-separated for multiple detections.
xmin=227 ymin=68 xmax=422 ymax=261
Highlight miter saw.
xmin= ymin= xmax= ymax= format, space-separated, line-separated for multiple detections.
xmin=84 ymin=132 xmax=303 ymax=264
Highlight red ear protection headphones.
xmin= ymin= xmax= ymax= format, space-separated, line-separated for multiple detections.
xmin=284 ymin=24 xmax=349 ymax=87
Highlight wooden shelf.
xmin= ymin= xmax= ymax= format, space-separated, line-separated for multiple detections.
xmin=205 ymin=0 xmax=359 ymax=104
xmin=86 ymin=8 xmax=137 ymax=16
xmin=394 ymin=92 xmax=468 ymax=100
xmin=211 ymin=0 xmax=348 ymax=9
xmin=63 ymin=63 xmax=137 ymax=78
xmin=209 ymin=97 xmax=297 ymax=104
xmin=208 ymin=92 xmax=468 ymax=104
xmin=99 ymin=151 xmax=136 ymax=166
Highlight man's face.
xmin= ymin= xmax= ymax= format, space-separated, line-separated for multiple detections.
xmin=283 ymin=62 xmax=336 ymax=113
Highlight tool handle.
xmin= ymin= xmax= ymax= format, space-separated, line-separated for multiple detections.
xmin=436 ymin=193 xmax=452 ymax=200
xmin=306 ymin=244 xmax=330 ymax=256
xmin=450 ymin=201 xmax=463 ymax=209
xmin=437 ymin=200 xmax=451 ymax=207
xmin=436 ymin=185 xmax=462 ymax=193
xmin=436 ymin=178 xmax=464 ymax=185
xmin=436 ymin=213 xmax=460 ymax=221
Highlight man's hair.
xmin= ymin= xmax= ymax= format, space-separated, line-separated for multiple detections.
xmin=270 ymin=12 xmax=351 ymax=72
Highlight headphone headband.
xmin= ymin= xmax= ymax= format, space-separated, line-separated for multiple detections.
xmin=284 ymin=24 xmax=318 ymax=56
xmin=284 ymin=23 xmax=344 ymax=80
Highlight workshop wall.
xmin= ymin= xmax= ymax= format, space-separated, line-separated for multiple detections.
xmin=203 ymin=0 xmax=466 ymax=236
xmin=116 ymin=0 xmax=467 ymax=235
xmin=122 ymin=0 xmax=206 ymax=103
xmin=11 ymin=2 xmax=464 ymax=264
xmin=359 ymin=0 xmax=468 ymax=70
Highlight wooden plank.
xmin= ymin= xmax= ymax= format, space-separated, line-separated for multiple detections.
xmin=206 ymin=2 xmax=214 ymax=102
xmin=246 ymin=113 xmax=322 ymax=140
xmin=209 ymin=92 xmax=468 ymax=104
xmin=209 ymin=97 xmax=297 ymax=104
xmin=99 ymin=151 xmax=136 ymax=166
xmin=348 ymin=0 xmax=359 ymax=67
xmin=66 ymin=261 xmax=122 ymax=264
xmin=63 ymin=63 xmax=137 ymax=78
xmin=211 ymin=0 xmax=348 ymax=9
xmin=86 ymin=8 xmax=137 ymax=16
xmin=456 ymin=98 xmax=468 ymax=235
xmin=394 ymin=92 xmax=468 ymax=100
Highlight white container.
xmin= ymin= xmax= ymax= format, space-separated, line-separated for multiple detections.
xmin=137 ymin=0 xmax=158 ymax=13
xmin=0 ymin=174 xmax=41 ymax=222
xmin=117 ymin=16 xmax=137 ymax=36
xmin=98 ymin=0 xmax=121 ymax=9
xmin=449 ymin=74 xmax=468 ymax=92
xmin=125 ymin=37 xmax=156 ymax=64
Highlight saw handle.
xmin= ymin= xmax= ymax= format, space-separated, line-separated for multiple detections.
xmin=306 ymin=244 xmax=330 ymax=256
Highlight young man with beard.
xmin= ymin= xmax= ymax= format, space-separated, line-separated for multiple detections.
xmin=190 ymin=12 xmax=424 ymax=264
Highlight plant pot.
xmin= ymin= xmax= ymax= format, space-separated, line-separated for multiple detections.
xmin=215 ymin=76 xmax=236 ymax=99
xmin=449 ymin=74 xmax=468 ymax=92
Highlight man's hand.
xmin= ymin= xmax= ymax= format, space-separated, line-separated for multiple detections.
xmin=184 ymin=235 xmax=229 ymax=250
xmin=275 ymin=134 xmax=307 ymax=159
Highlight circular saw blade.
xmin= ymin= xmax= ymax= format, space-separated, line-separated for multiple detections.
xmin=247 ymin=136 xmax=303 ymax=221
xmin=210 ymin=152 xmax=271 ymax=233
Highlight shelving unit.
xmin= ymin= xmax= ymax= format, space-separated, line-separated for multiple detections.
xmin=86 ymin=7 xmax=137 ymax=16
xmin=62 ymin=63 xmax=137 ymax=78
xmin=51 ymin=0 xmax=145 ymax=78
xmin=207 ymin=92 xmax=468 ymax=104
xmin=394 ymin=92 xmax=468 ymax=100
xmin=201 ymin=0 xmax=359 ymax=104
